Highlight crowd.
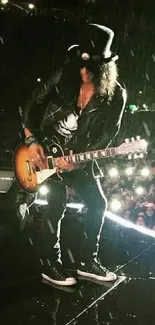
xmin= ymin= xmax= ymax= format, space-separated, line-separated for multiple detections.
xmin=66 ymin=157 xmax=155 ymax=230
xmin=100 ymin=158 xmax=155 ymax=230
xmin=105 ymin=182 xmax=155 ymax=229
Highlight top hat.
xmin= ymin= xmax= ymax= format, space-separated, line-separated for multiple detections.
xmin=68 ymin=23 xmax=118 ymax=65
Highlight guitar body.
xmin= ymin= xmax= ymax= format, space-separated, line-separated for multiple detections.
xmin=14 ymin=144 xmax=38 ymax=193
xmin=13 ymin=142 xmax=63 ymax=193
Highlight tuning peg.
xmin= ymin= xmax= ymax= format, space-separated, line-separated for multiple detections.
xmin=139 ymin=153 xmax=144 ymax=158
xmin=133 ymin=153 xmax=138 ymax=159
xmin=136 ymin=135 xmax=141 ymax=141
xmin=128 ymin=154 xmax=132 ymax=160
xmin=131 ymin=137 xmax=135 ymax=142
xmin=125 ymin=138 xmax=129 ymax=143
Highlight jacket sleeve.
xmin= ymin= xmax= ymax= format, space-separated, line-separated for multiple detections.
xmin=87 ymin=83 xmax=127 ymax=151
xmin=22 ymin=69 xmax=63 ymax=138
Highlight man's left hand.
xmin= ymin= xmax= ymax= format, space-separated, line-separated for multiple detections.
xmin=55 ymin=150 xmax=79 ymax=173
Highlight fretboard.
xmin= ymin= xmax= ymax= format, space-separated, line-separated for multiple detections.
xmin=53 ymin=147 xmax=118 ymax=166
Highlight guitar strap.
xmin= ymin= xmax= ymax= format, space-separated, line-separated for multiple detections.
xmin=92 ymin=159 xmax=104 ymax=179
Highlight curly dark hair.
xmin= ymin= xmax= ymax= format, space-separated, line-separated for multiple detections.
xmin=95 ymin=61 xmax=118 ymax=102
xmin=58 ymin=58 xmax=118 ymax=103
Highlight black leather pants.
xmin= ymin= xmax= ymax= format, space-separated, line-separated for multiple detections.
xmin=42 ymin=167 xmax=107 ymax=265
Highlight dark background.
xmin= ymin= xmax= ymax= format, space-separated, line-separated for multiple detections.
xmin=1 ymin=5 xmax=155 ymax=323
xmin=1 ymin=0 xmax=155 ymax=167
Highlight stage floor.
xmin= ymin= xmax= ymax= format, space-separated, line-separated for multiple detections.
xmin=0 ymin=216 xmax=155 ymax=324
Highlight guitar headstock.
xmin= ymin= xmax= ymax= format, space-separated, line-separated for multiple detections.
xmin=117 ymin=136 xmax=148 ymax=158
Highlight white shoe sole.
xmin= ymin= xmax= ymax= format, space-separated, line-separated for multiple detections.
xmin=42 ymin=278 xmax=76 ymax=292
xmin=77 ymin=270 xmax=117 ymax=282
xmin=42 ymin=273 xmax=77 ymax=286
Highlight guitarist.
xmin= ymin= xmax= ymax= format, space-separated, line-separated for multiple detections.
xmin=23 ymin=23 xmax=127 ymax=286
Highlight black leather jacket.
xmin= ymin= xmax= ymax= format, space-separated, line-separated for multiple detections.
xmin=23 ymin=69 xmax=127 ymax=153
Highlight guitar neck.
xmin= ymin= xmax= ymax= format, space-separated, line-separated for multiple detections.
xmin=51 ymin=147 xmax=118 ymax=166
xmin=45 ymin=138 xmax=147 ymax=169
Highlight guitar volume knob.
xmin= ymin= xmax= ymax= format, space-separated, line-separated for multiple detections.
xmin=52 ymin=147 xmax=58 ymax=154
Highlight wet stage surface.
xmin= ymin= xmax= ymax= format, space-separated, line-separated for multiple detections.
xmin=0 ymin=216 xmax=155 ymax=324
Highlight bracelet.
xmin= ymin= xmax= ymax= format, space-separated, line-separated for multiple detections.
xmin=24 ymin=135 xmax=38 ymax=147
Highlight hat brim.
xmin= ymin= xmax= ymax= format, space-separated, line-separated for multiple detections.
xmin=67 ymin=44 xmax=118 ymax=63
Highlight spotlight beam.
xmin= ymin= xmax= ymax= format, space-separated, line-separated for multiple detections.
xmin=105 ymin=210 xmax=155 ymax=239
xmin=11 ymin=1 xmax=29 ymax=13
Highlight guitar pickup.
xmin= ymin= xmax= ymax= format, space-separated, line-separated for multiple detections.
xmin=26 ymin=160 xmax=32 ymax=176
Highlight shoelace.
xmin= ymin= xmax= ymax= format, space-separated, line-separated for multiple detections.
xmin=92 ymin=262 xmax=108 ymax=274
xmin=53 ymin=264 xmax=67 ymax=277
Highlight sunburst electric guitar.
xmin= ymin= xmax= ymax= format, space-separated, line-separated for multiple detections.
xmin=13 ymin=137 xmax=147 ymax=193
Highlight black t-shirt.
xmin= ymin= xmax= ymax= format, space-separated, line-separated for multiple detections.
xmin=53 ymin=106 xmax=81 ymax=140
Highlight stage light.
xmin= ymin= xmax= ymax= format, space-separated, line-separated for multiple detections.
xmin=34 ymin=199 xmax=48 ymax=205
xmin=37 ymin=78 xmax=41 ymax=82
xmin=1 ymin=0 xmax=8 ymax=4
xmin=143 ymin=104 xmax=148 ymax=109
xmin=28 ymin=3 xmax=35 ymax=9
xmin=128 ymin=104 xmax=138 ymax=112
xmin=39 ymin=185 xmax=49 ymax=195
xmin=109 ymin=167 xmax=118 ymax=177
xmin=135 ymin=186 xmax=145 ymax=195
xmin=125 ymin=167 xmax=133 ymax=176
xmin=141 ymin=167 xmax=150 ymax=177
xmin=110 ymin=199 xmax=122 ymax=212
xmin=67 ymin=203 xmax=84 ymax=209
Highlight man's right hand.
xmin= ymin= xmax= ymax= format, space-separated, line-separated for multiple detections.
xmin=28 ymin=143 xmax=47 ymax=169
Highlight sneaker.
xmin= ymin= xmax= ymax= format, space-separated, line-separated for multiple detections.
xmin=77 ymin=260 xmax=117 ymax=282
xmin=42 ymin=262 xmax=77 ymax=286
